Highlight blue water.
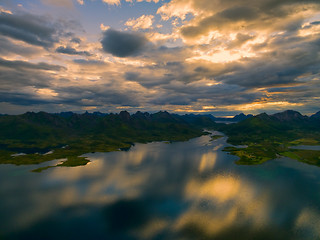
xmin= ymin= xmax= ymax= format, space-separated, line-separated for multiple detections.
xmin=290 ymin=145 xmax=320 ymax=151
xmin=1 ymin=132 xmax=320 ymax=240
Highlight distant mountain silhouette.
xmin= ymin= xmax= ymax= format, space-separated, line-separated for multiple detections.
xmin=272 ymin=110 xmax=308 ymax=122
xmin=232 ymin=113 xmax=253 ymax=122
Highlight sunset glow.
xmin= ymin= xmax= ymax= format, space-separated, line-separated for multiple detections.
xmin=0 ymin=0 xmax=319 ymax=115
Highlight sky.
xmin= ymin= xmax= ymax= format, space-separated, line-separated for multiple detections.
xmin=0 ymin=0 xmax=320 ymax=116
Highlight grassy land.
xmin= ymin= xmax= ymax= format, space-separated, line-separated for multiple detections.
xmin=289 ymin=138 xmax=320 ymax=146
xmin=223 ymin=140 xmax=320 ymax=167
xmin=218 ymin=111 xmax=320 ymax=167
xmin=280 ymin=149 xmax=320 ymax=166
xmin=223 ymin=143 xmax=283 ymax=165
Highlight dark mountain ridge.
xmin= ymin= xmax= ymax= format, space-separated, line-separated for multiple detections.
xmin=311 ymin=111 xmax=320 ymax=120
xmin=271 ymin=110 xmax=308 ymax=122
xmin=0 ymin=109 xmax=319 ymax=168
xmin=0 ymin=110 xmax=217 ymax=152
xmin=219 ymin=110 xmax=320 ymax=145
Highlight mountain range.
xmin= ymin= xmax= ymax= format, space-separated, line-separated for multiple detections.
xmin=219 ymin=110 xmax=320 ymax=145
xmin=0 ymin=109 xmax=319 ymax=168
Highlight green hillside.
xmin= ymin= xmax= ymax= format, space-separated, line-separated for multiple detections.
xmin=220 ymin=110 xmax=320 ymax=166
xmin=0 ymin=111 xmax=216 ymax=171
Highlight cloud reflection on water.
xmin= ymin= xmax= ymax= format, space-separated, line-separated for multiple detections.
xmin=1 ymin=135 xmax=320 ymax=239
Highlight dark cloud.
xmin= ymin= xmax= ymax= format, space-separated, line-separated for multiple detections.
xmin=0 ymin=10 xmax=82 ymax=50
xmin=0 ymin=36 xmax=42 ymax=56
xmin=216 ymin=36 xmax=320 ymax=88
xmin=71 ymin=37 xmax=81 ymax=43
xmin=0 ymin=58 xmax=65 ymax=71
xmin=260 ymin=0 xmax=320 ymax=13
xmin=0 ymin=81 xmax=142 ymax=108
xmin=101 ymin=29 xmax=148 ymax=57
xmin=0 ymin=67 xmax=56 ymax=90
xmin=267 ymin=86 xmax=310 ymax=93
xmin=150 ymin=82 xmax=262 ymax=106
xmin=0 ymin=91 xmax=54 ymax=106
xmin=0 ymin=12 xmax=58 ymax=47
xmin=124 ymin=71 xmax=172 ymax=88
xmin=52 ymin=85 xmax=141 ymax=107
xmin=0 ymin=58 xmax=64 ymax=95
xmin=181 ymin=7 xmax=258 ymax=38
xmin=150 ymin=94 xmax=192 ymax=106
xmin=125 ymin=72 xmax=140 ymax=81
xmin=217 ymin=6 xmax=258 ymax=21
xmin=73 ymin=59 xmax=106 ymax=65
xmin=0 ymin=72 xmax=50 ymax=96
xmin=166 ymin=61 xmax=183 ymax=67
xmin=56 ymin=46 xmax=92 ymax=56
xmin=181 ymin=0 xmax=320 ymax=38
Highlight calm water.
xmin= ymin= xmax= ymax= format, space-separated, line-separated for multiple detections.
xmin=290 ymin=145 xmax=320 ymax=151
xmin=1 ymin=132 xmax=320 ymax=240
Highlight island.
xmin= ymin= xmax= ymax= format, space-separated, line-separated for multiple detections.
xmin=219 ymin=110 xmax=320 ymax=166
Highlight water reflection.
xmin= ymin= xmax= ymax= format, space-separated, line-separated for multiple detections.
xmin=198 ymin=152 xmax=217 ymax=172
xmin=187 ymin=174 xmax=244 ymax=202
xmin=1 ymin=134 xmax=320 ymax=239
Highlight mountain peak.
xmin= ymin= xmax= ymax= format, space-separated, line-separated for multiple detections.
xmin=256 ymin=112 xmax=270 ymax=119
xmin=272 ymin=110 xmax=306 ymax=121
xmin=311 ymin=111 xmax=320 ymax=120
xmin=119 ymin=111 xmax=131 ymax=121
xmin=233 ymin=113 xmax=253 ymax=121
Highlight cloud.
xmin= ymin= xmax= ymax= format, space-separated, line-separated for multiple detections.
xmin=0 ymin=91 xmax=57 ymax=106
xmin=179 ymin=5 xmax=260 ymax=38
xmin=0 ymin=11 xmax=58 ymax=47
xmin=158 ymin=0 xmax=320 ymax=39
xmin=226 ymin=33 xmax=256 ymax=49
xmin=125 ymin=15 xmax=154 ymax=30
xmin=0 ymin=36 xmax=43 ymax=57
xmin=0 ymin=10 xmax=81 ymax=50
xmin=100 ymin=23 xmax=110 ymax=31
xmin=157 ymin=0 xmax=195 ymax=21
xmin=217 ymin=36 xmax=320 ymax=88
xmin=102 ymin=0 xmax=121 ymax=5
xmin=73 ymin=59 xmax=106 ymax=65
xmin=0 ymin=58 xmax=65 ymax=71
xmin=0 ymin=0 xmax=319 ymax=115
xmin=101 ymin=29 xmax=148 ymax=57
xmin=102 ymin=0 xmax=159 ymax=5
xmin=0 ymin=6 xmax=12 ymax=14
xmin=41 ymin=0 xmax=74 ymax=8
xmin=0 ymin=57 xmax=69 ymax=112
xmin=56 ymin=46 xmax=92 ymax=56
xmin=77 ymin=0 xmax=84 ymax=5
xmin=71 ymin=37 xmax=81 ymax=43
xmin=0 ymin=67 xmax=55 ymax=91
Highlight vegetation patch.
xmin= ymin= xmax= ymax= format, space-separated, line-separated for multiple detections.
xmin=289 ymin=138 xmax=320 ymax=146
